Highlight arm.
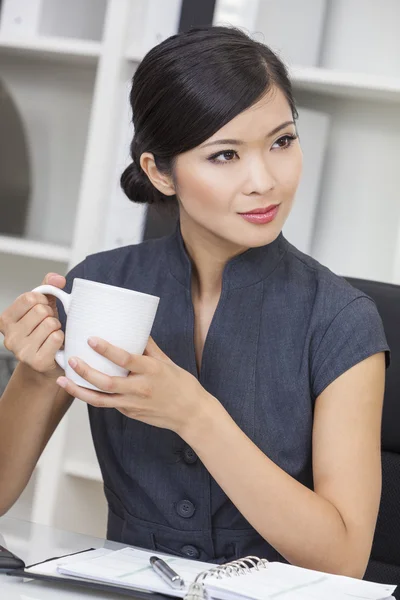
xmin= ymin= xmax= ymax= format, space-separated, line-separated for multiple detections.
xmin=0 ymin=274 xmax=73 ymax=515
xmin=0 ymin=364 xmax=72 ymax=515
xmin=183 ymin=352 xmax=385 ymax=578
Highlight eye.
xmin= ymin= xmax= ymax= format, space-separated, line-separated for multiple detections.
xmin=272 ymin=134 xmax=298 ymax=150
xmin=208 ymin=149 xmax=239 ymax=164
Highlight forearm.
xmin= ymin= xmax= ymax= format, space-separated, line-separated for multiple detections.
xmin=0 ymin=362 xmax=72 ymax=515
xmin=182 ymin=394 xmax=361 ymax=577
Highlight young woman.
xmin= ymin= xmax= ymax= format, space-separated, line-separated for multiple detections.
xmin=0 ymin=26 xmax=389 ymax=577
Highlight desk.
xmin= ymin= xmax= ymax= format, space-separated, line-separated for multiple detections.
xmin=0 ymin=515 xmax=138 ymax=599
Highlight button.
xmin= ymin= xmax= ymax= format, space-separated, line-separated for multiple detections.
xmin=181 ymin=544 xmax=200 ymax=559
xmin=176 ymin=499 xmax=195 ymax=518
xmin=183 ymin=446 xmax=197 ymax=464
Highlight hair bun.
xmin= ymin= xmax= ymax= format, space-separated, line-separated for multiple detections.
xmin=120 ymin=161 xmax=155 ymax=204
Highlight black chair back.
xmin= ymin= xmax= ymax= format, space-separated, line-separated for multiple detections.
xmin=346 ymin=277 xmax=400 ymax=595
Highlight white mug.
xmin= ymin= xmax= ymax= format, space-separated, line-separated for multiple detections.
xmin=32 ymin=278 xmax=160 ymax=391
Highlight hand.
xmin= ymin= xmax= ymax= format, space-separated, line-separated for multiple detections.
xmin=0 ymin=273 xmax=66 ymax=379
xmin=56 ymin=336 xmax=211 ymax=436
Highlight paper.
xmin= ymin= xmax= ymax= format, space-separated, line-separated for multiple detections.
xmin=57 ymin=547 xmax=214 ymax=597
xmin=208 ymin=562 xmax=396 ymax=600
xmin=28 ymin=548 xmax=112 ymax=579
xmin=26 ymin=546 xmax=396 ymax=600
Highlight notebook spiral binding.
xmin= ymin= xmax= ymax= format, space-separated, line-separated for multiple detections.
xmin=184 ymin=555 xmax=269 ymax=600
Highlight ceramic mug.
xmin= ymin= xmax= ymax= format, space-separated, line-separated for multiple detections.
xmin=32 ymin=278 xmax=160 ymax=391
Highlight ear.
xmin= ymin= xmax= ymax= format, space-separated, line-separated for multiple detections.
xmin=140 ymin=152 xmax=176 ymax=196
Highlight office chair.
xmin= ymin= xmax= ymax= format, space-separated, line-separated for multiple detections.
xmin=345 ymin=277 xmax=400 ymax=596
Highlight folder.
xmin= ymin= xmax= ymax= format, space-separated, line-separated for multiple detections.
xmin=6 ymin=545 xmax=397 ymax=600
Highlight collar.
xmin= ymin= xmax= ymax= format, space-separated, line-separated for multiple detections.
xmin=166 ymin=221 xmax=288 ymax=291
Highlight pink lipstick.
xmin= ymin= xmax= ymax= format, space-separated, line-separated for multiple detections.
xmin=239 ymin=204 xmax=279 ymax=224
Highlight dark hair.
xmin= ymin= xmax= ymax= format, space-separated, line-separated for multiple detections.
xmin=121 ymin=26 xmax=298 ymax=205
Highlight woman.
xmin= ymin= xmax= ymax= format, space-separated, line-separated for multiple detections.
xmin=0 ymin=26 xmax=389 ymax=577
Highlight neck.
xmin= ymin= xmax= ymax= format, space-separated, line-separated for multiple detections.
xmin=179 ymin=212 xmax=247 ymax=302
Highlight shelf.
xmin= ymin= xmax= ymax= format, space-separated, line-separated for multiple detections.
xmin=64 ymin=459 xmax=103 ymax=483
xmin=123 ymin=59 xmax=400 ymax=102
xmin=0 ymin=35 xmax=101 ymax=65
xmin=290 ymin=66 xmax=400 ymax=102
xmin=0 ymin=235 xmax=71 ymax=262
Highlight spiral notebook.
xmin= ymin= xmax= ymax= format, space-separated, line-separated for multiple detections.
xmin=20 ymin=545 xmax=396 ymax=600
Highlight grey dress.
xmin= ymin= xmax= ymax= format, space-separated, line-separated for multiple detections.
xmin=58 ymin=223 xmax=390 ymax=563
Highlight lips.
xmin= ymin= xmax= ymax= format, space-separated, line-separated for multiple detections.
xmin=239 ymin=204 xmax=280 ymax=225
xmin=239 ymin=204 xmax=279 ymax=215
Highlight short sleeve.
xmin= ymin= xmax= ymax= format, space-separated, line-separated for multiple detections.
xmin=311 ymin=296 xmax=390 ymax=399
xmin=56 ymin=259 xmax=87 ymax=335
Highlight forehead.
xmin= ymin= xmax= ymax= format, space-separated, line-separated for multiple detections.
xmin=204 ymin=86 xmax=293 ymax=144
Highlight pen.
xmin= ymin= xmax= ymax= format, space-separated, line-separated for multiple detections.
xmin=149 ymin=555 xmax=185 ymax=589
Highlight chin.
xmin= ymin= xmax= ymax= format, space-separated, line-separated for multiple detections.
xmin=236 ymin=223 xmax=283 ymax=249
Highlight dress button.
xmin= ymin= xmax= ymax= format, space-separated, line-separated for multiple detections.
xmin=181 ymin=544 xmax=200 ymax=559
xmin=176 ymin=499 xmax=195 ymax=518
xmin=183 ymin=446 xmax=197 ymax=464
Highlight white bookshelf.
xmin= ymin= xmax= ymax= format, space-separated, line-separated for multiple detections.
xmin=1 ymin=0 xmax=399 ymax=540
xmin=0 ymin=235 xmax=70 ymax=261
xmin=0 ymin=35 xmax=101 ymax=63
xmin=0 ymin=0 xmax=183 ymax=538
xmin=64 ymin=460 xmax=103 ymax=482
xmin=290 ymin=66 xmax=400 ymax=103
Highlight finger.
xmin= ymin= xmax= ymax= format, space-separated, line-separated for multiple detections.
xmin=14 ymin=303 xmax=54 ymax=338
xmin=56 ymin=376 xmax=123 ymax=409
xmin=42 ymin=273 xmax=66 ymax=314
xmin=144 ymin=336 xmax=172 ymax=363
xmin=36 ymin=329 xmax=64 ymax=362
xmin=19 ymin=329 xmax=65 ymax=374
xmin=27 ymin=315 xmax=62 ymax=351
xmin=87 ymin=337 xmax=150 ymax=374
xmin=6 ymin=305 xmax=55 ymax=353
xmin=67 ymin=357 xmax=129 ymax=394
xmin=12 ymin=316 xmax=62 ymax=362
xmin=0 ymin=292 xmax=50 ymax=332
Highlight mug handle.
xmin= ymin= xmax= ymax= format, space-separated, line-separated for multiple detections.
xmin=31 ymin=285 xmax=71 ymax=371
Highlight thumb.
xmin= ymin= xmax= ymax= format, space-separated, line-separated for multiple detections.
xmin=42 ymin=272 xmax=66 ymax=287
xmin=41 ymin=272 xmax=66 ymax=317
xmin=144 ymin=336 xmax=172 ymax=363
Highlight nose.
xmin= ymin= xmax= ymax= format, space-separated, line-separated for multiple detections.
xmin=243 ymin=156 xmax=276 ymax=196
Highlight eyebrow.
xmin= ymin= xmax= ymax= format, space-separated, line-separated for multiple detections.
xmin=200 ymin=120 xmax=295 ymax=149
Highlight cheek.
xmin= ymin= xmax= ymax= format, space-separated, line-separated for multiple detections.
xmin=175 ymin=161 xmax=233 ymax=211
xmin=277 ymin=150 xmax=303 ymax=191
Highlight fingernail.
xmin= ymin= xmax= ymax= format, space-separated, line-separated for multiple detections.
xmin=88 ymin=337 xmax=98 ymax=348
xmin=57 ymin=377 xmax=68 ymax=388
xmin=69 ymin=358 xmax=78 ymax=369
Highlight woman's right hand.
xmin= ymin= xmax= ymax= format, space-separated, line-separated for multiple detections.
xmin=0 ymin=273 xmax=67 ymax=379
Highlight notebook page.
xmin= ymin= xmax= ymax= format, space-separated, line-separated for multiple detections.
xmin=57 ymin=546 xmax=217 ymax=597
xmin=27 ymin=548 xmax=112 ymax=578
xmin=207 ymin=562 xmax=396 ymax=600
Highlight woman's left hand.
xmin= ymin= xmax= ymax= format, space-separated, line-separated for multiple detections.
xmin=56 ymin=336 xmax=211 ymax=437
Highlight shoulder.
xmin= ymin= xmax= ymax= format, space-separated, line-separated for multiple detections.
xmin=280 ymin=236 xmax=389 ymax=366
xmin=280 ymin=236 xmax=377 ymax=320
xmin=66 ymin=234 xmax=172 ymax=292
xmin=279 ymin=239 xmax=390 ymax=396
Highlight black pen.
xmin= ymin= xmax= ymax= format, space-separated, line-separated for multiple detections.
xmin=149 ymin=555 xmax=185 ymax=589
